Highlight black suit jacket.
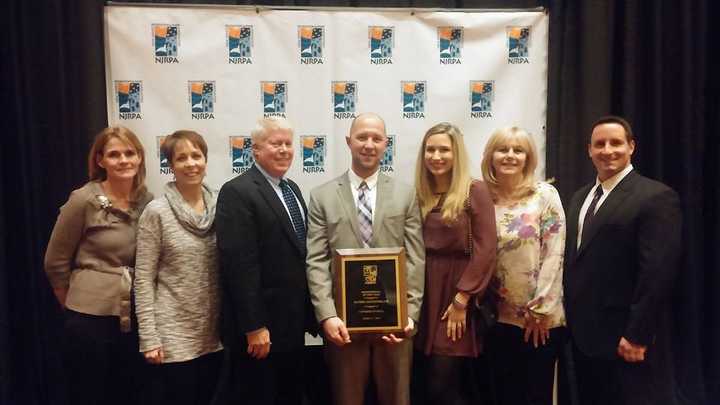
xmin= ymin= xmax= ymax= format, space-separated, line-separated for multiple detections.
xmin=563 ymin=170 xmax=682 ymax=359
xmin=216 ymin=165 xmax=316 ymax=352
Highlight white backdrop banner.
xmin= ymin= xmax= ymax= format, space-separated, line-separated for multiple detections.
xmin=104 ymin=5 xmax=548 ymax=197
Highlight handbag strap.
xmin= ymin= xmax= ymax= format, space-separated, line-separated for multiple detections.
xmin=464 ymin=183 xmax=473 ymax=257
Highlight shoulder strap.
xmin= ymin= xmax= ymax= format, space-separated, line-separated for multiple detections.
xmin=465 ymin=184 xmax=473 ymax=257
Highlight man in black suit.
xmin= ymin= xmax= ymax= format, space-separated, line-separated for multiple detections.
xmin=563 ymin=116 xmax=682 ymax=405
xmin=216 ymin=117 xmax=314 ymax=405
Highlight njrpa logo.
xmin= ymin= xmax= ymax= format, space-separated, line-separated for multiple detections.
xmin=438 ymin=27 xmax=463 ymax=64
xmin=369 ymin=27 xmax=393 ymax=64
xmin=227 ymin=25 xmax=252 ymax=64
xmin=332 ymin=81 xmax=357 ymax=119
xmin=153 ymin=24 xmax=179 ymax=63
xmin=262 ymin=82 xmax=287 ymax=118
xmin=157 ymin=136 xmax=171 ymax=175
xmin=507 ymin=27 xmax=530 ymax=64
xmin=470 ymin=81 xmax=494 ymax=118
xmin=115 ymin=81 xmax=142 ymax=120
xmin=188 ymin=81 xmax=215 ymax=120
xmin=298 ymin=26 xmax=324 ymax=64
xmin=380 ymin=135 xmax=395 ymax=173
xmin=301 ymin=136 xmax=326 ymax=173
xmin=230 ymin=136 xmax=255 ymax=174
xmin=402 ymin=81 xmax=426 ymax=119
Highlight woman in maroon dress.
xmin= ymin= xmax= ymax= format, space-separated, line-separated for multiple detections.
xmin=414 ymin=122 xmax=497 ymax=404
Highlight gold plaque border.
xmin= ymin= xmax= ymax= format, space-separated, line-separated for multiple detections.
xmin=333 ymin=247 xmax=408 ymax=334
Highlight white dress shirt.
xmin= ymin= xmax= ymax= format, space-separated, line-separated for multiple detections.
xmin=576 ymin=164 xmax=634 ymax=249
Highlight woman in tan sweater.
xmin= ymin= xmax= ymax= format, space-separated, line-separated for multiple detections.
xmin=44 ymin=126 xmax=152 ymax=405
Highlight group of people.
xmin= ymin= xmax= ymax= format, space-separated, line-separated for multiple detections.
xmin=44 ymin=113 xmax=682 ymax=405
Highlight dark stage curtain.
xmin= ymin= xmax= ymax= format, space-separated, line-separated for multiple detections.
xmin=2 ymin=0 xmax=717 ymax=404
xmin=2 ymin=1 xmax=109 ymax=404
xmin=546 ymin=2 xmax=717 ymax=404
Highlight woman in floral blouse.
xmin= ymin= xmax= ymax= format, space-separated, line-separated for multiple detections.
xmin=480 ymin=127 xmax=566 ymax=405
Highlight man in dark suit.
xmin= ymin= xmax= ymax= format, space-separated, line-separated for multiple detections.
xmin=216 ymin=117 xmax=314 ymax=405
xmin=563 ymin=116 xmax=682 ymax=405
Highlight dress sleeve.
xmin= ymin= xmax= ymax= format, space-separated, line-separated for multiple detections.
xmin=134 ymin=203 xmax=163 ymax=352
xmin=44 ymin=189 xmax=88 ymax=289
xmin=527 ymin=184 xmax=566 ymax=316
xmin=456 ymin=181 xmax=497 ymax=296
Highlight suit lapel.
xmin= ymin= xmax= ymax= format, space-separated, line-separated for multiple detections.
xmin=250 ymin=166 xmax=304 ymax=254
xmin=372 ymin=174 xmax=392 ymax=244
xmin=336 ymin=172 xmax=365 ymax=247
xmin=287 ymin=179 xmax=308 ymax=223
xmin=576 ymin=171 xmax=638 ymax=258
xmin=566 ymin=183 xmax=591 ymax=263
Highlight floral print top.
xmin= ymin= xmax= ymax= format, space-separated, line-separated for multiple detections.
xmin=493 ymin=182 xmax=566 ymax=329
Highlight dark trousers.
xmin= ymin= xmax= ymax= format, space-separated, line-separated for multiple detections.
xmin=152 ymin=350 xmax=223 ymax=405
xmin=223 ymin=346 xmax=305 ymax=405
xmin=570 ymin=339 xmax=674 ymax=405
xmin=63 ymin=310 xmax=149 ymax=405
xmin=413 ymin=352 xmax=480 ymax=405
xmin=487 ymin=323 xmax=566 ymax=405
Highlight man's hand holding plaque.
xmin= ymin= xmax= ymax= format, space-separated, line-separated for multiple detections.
xmin=381 ymin=317 xmax=415 ymax=343
xmin=322 ymin=316 xmax=352 ymax=346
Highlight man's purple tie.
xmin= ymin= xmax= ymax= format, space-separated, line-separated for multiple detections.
xmin=357 ymin=182 xmax=373 ymax=247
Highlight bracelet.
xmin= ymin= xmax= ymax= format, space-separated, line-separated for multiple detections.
xmin=452 ymin=296 xmax=468 ymax=310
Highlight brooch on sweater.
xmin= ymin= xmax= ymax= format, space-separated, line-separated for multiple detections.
xmin=95 ymin=195 xmax=112 ymax=210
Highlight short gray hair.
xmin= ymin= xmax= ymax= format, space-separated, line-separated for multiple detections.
xmin=251 ymin=117 xmax=294 ymax=143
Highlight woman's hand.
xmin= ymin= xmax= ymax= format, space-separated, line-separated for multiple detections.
xmin=523 ymin=312 xmax=549 ymax=348
xmin=247 ymin=327 xmax=271 ymax=359
xmin=53 ymin=287 xmax=68 ymax=308
xmin=441 ymin=294 xmax=469 ymax=342
xmin=144 ymin=347 xmax=164 ymax=364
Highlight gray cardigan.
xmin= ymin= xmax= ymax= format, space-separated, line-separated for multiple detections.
xmin=134 ymin=183 xmax=222 ymax=363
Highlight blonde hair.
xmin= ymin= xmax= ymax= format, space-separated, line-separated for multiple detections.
xmin=415 ymin=123 xmax=473 ymax=223
xmin=88 ymin=126 xmax=147 ymax=203
xmin=481 ymin=126 xmax=538 ymax=200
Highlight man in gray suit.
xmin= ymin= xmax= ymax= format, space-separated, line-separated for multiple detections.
xmin=305 ymin=113 xmax=425 ymax=405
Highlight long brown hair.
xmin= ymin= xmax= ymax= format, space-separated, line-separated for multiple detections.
xmin=414 ymin=122 xmax=473 ymax=223
xmin=87 ymin=126 xmax=148 ymax=202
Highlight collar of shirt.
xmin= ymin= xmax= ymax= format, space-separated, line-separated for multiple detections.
xmin=255 ymin=163 xmax=281 ymax=187
xmin=595 ymin=163 xmax=634 ymax=196
xmin=347 ymin=168 xmax=379 ymax=222
xmin=576 ymin=163 xmax=634 ymax=249
xmin=254 ymin=163 xmax=305 ymax=223
xmin=347 ymin=168 xmax=379 ymax=191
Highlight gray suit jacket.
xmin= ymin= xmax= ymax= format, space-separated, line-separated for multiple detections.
xmin=305 ymin=171 xmax=425 ymax=324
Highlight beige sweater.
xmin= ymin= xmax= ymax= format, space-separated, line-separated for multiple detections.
xmin=44 ymin=181 xmax=152 ymax=323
